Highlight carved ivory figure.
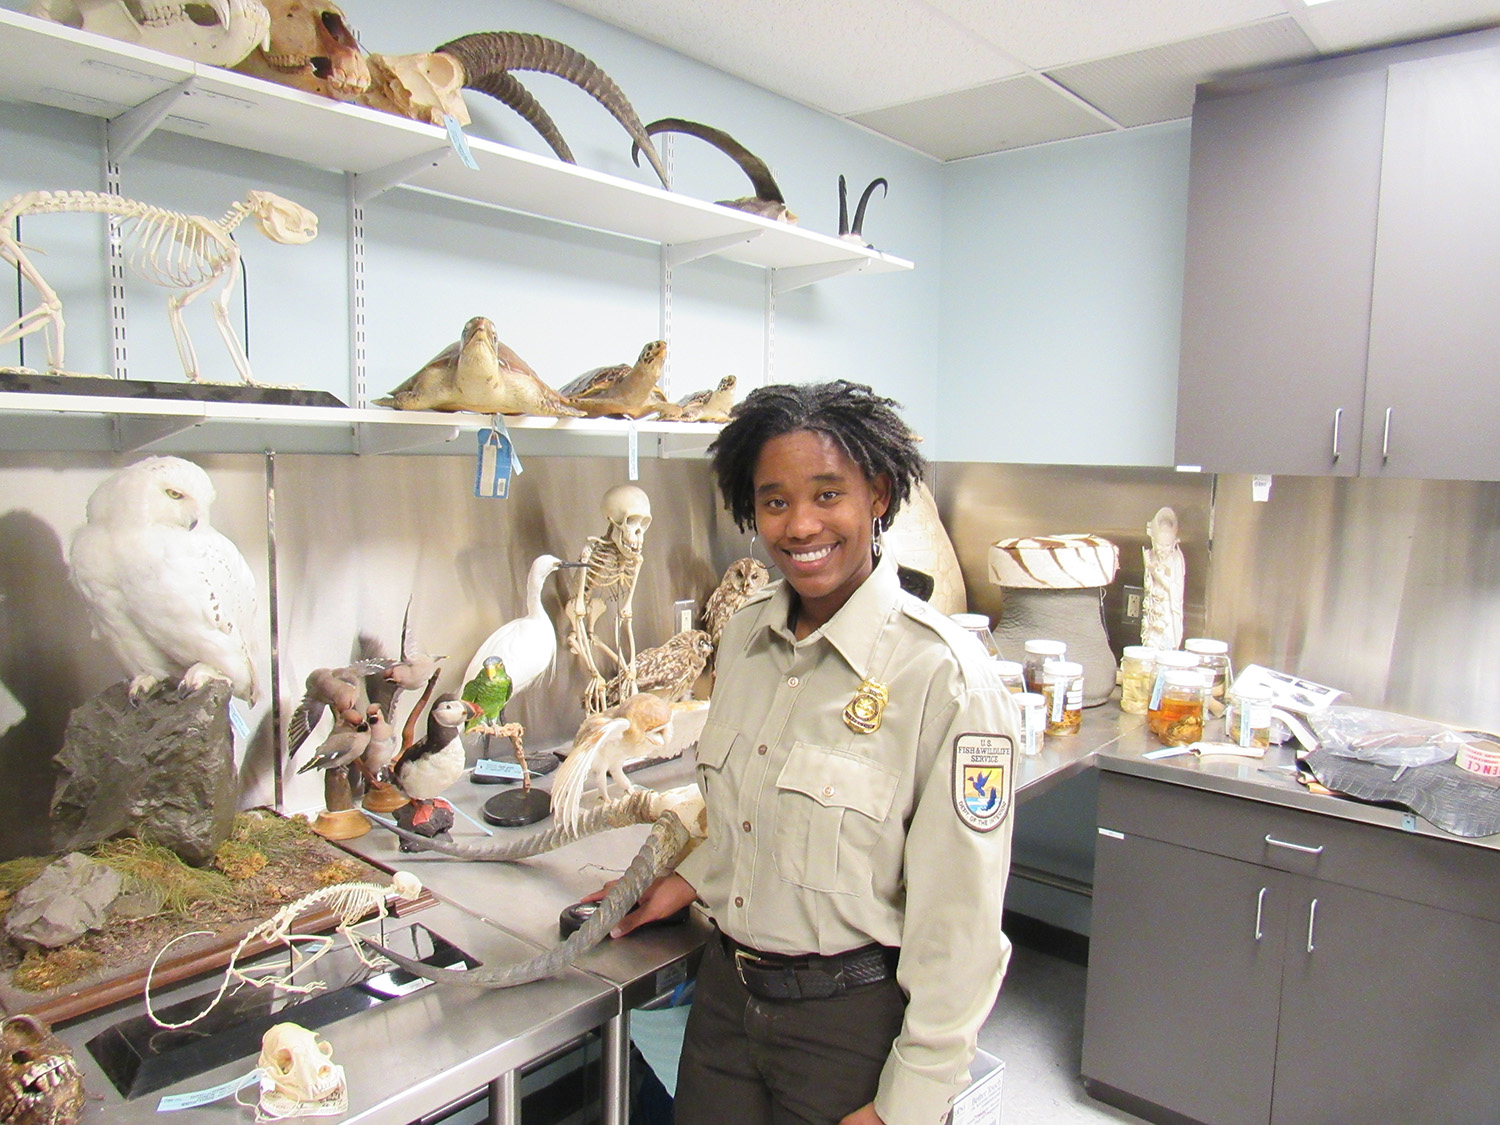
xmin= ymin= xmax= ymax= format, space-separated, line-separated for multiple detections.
xmin=1142 ymin=506 xmax=1186 ymax=651
xmin=0 ymin=189 xmax=317 ymax=384
xmin=566 ymin=484 xmax=651 ymax=713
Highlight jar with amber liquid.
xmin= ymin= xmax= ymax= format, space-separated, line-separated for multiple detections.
xmin=1148 ymin=670 xmax=1206 ymax=746
xmin=1022 ymin=640 xmax=1067 ymax=693
xmin=1041 ymin=659 xmax=1084 ymax=735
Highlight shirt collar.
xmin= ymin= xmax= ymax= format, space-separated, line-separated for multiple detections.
xmin=751 ymin=554 xmax=903 ymax=679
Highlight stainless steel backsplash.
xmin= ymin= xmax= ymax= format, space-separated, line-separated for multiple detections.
xmin=2 ymin=450 xmax=1496 ymax=858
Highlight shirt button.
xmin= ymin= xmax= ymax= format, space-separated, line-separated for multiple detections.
xmin=742 ymin=820 xmax=752 ymax=833
xmin=823 ymin=785 xmax=835 ymax=797
xmin=735 ymin=896 xmax=744 ymax=908
xmin=788 ymin=676 xmax=800 ymax=687
xmin=757 ymin=744 xmax=767 ymax=755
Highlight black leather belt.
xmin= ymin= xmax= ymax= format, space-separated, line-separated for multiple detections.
xmin=720 ymin=931 xmax=899 ymax=1001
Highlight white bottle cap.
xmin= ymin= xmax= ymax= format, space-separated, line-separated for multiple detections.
xmin=1154 ymin=650 xmax=1200 ymax=669
xmin=1184 ymin=638 xmax=1229 ymax=655
xmin=1024 ymin=639 xmax=1068 ymax=656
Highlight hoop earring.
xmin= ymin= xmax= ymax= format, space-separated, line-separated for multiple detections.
xmin=871 ymin=518 xmax=884 ymax=559
xmin=749 ymin=533 xmax=770 ymax=567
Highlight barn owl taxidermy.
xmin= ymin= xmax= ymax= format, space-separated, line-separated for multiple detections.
xmin=69 ymin=456 xmax=260 ymax=706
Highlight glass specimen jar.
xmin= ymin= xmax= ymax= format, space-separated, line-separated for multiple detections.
xmin=1041 ymin=659 xmax=1084 ymax=735
xmin=1022 ymin=640 xmax=1068 ymax=694
xmin=1184 ymin=638 xmax=1233 ymax=704
xmin=1148 ymin=669 xmax=1207 ymax=746
xmin=952 ymin=613 xmax=1003 ymax=661
xmin=1225 ymin=685 xmax=1273 ymax=748
xmin=993 ymin=660 xmax=1026 ymax=693
xmin=1118 ymin=646 xmax=1156 ymax=714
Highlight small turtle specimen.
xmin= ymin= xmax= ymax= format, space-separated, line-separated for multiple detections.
xmin=436 ymin=32 xmax=669 ymax=188
xmin=839 ymin=175 xmax=889 ymax=247
xmin=632 ymin=119 xmax=794 ymax=222
xmin=560 ymin=340 xmax=667 ymax=419
xmin=650 ymin=374 xmax=736 ymax=422
xmin=374 ymin=316 xmax=583 ymax=416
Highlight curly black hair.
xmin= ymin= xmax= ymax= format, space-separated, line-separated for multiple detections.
xmin=707 ymin=380 xmax=927 ymax=533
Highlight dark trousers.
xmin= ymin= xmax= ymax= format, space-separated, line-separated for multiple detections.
xmin=674 ymin=935 xmax=906 ymax=1125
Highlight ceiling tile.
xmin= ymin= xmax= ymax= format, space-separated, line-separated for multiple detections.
xmin=849 ymin=76 xmax=1114 ymax=160
xmin=1047 ymin=16 xmax=1318 ymax=127
xmin=1292 ymin=0 xmax=1500 ymax=53
xmin=548 ymin=0 xmax=1025 ymax=115
xmin=924 ymin=0 xmax=1289 ymax=69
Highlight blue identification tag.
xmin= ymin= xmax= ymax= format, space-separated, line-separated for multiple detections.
xmin=475 ymin=419 xmax=522 ymax=499
xmin=156 ymin=1068 xmax=262 ymax=1111
xmin=444 ymin=114 xmax=479 ymax=170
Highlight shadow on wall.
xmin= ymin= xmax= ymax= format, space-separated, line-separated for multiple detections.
xmin=0 ymin=510 xmax=101 ymax=861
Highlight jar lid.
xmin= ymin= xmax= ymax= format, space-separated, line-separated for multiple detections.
xmin=1015 ymin=692 xmax=1046 ymax=705
xmin=1230 ymin=684 xmax=1272 ymax=702
xmin=951 ymin=613 xmax=990 ymax=629
xmin=1024 ymin=639 xmax=1067 ymax=655
xmin=1154 ymin=650 xmax=1200 ymax=668
xmin=994 ymin=660 xmax=1024 ymax=676
xmin=1162 ymin=669 xmax=1203 ymax=687
xmin=1185 ymin=638 xmax=1229 ymax=655
xmin=1122 ymin=645 xmax=1156 ymax=659
xmin=1043 ymin=660 xmax=1083 ymax=677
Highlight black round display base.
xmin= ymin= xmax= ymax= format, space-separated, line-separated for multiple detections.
xmin=525 ymin=752 xmax=560 ymax=777
xmin=482 ymin=787 xmax=552 ymax=827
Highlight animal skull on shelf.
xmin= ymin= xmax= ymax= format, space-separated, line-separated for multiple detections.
xmin=604 ymin=483 xmax=652 ymax=553
xmin=29 ymin=0 xmax=272 ymax=66
xmin=0 ymin=1014 xmax=86 ymax=1125
xmin=257 ymin=1022 xmax=345 ymax=1109
xmin=234 ymin=0 xmax=369 ymax=101
xmin=363 ymin=52 xmax=469 ymax=127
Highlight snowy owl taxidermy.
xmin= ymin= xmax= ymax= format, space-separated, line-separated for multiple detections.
xmin=69 ymin=456 xmax=260 ymax=705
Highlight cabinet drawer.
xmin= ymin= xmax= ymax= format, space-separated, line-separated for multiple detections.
xmin=1098 ymin=772 xmax=1500 ymax=924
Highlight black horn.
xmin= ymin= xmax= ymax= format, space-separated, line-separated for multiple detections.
xmin=634 ymin=118 xmax=784 ymax=205
xmin=852 ymin=177 xmax=888 ymax=240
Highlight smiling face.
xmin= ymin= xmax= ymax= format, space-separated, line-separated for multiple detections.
xmin=753 ymin=429 xmax=890 ymax=638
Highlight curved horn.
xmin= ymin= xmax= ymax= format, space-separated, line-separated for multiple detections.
xmin=852 ymin=177 xmax=888 ymax=238
xmin=634 ymin=118 xmax=784 ymax=204
xmin=465 ymin=68 xmax=574 ymax=163
xmin=354 ymin=812 xmax=693 ymax=988
xmin=438 ymin=32 xmax=669 ymax=188
xmin=838 ymin=174 xmax=850 ymax=237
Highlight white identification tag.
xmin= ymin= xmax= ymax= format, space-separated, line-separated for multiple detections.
xmin=952 ymin=732 xmax=1013 ymax=832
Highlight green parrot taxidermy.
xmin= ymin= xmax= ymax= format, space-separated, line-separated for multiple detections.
xmin=461 ymin=655 xmax=535 ymax=791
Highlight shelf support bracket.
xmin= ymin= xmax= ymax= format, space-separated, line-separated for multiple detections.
xmin=355 ymin=421 xmax=461 ymax=455
xmin=111 ymin=409 xmax=206 ymax=453
xmin=771 ymin=257 xmax=872 ymax=295
xmin=657 ymin=431 xmax=716 ymax=460
xmin=664 ymin=230 xmax=765 ymax=268
xmin=106 ymin=76 xmax=198 ymax=164
xmin=351 ymin=145 xmax=455 ymax=203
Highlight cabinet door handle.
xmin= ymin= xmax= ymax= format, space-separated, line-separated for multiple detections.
xmin=1265 ymin=834 xmax=1324 ymax=855
xmin=1382 ymin=407 xmax=1392 ymax=461
xmin=1255 ymin=886 xmax=1267 ymax=941
xmin=1331 ymin=407 xmax=1343 ymax=461
xmin=1306 ymin=898 xmax=1319 ymax=953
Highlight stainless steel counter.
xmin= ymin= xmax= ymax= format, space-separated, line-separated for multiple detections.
xmin=52 ymin=901 xmax=616 ymax=1125
xmin=1096 ymin=718 xmax=1500 ymax=852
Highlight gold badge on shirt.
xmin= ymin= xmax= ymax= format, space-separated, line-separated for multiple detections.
xmin=843 ymin=679 xmax=889 ymax=734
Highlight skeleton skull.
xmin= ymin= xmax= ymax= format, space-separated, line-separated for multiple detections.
xmin=233 ymin=0 xmax=369 ymax=102
xmin=257 ymin=1023 xmax=342 ymax=1106
xmin=0 ymin=1015 xmax=85 ymax=1125
xmin=246 ymin=190 xmax=319 ymax=245
xmin=362 ymin=52 xmax=470 ymax=127
xmin=30 ymin=0 xmax=271 ymax=66
xmin=602 ymin=484 xmax=652 ymax=553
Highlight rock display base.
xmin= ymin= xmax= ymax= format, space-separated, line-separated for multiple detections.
xmin=50 ymin=680 xmax=237 ymax=866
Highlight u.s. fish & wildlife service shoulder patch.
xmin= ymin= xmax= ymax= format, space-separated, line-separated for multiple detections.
xmin=952 ymin=732 xmax=1013 ymax=832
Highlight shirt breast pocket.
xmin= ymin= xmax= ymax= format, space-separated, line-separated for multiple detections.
xmin=694 ymin=721 xmax=739 ymax=854
xmin=773 ymin=742 xmax=900 ymax=895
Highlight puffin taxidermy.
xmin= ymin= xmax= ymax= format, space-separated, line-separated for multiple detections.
xmin=633 ymin=118 xmax=794 ymax=223
xmin=375 ymin=316 xmax=582 ymax=416
xmin=391 ymin=694 xmax=484 ymax=839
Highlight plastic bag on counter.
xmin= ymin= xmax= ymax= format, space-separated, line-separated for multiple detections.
xmin=1307 ymin=705 xmax=1478 ymax=773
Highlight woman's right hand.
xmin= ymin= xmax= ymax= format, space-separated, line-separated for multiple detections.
xmin=581 ymin=872 xmax=698 ymax=938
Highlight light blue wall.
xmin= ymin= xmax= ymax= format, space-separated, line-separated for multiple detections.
xmin=938 ymin=123 xmax=1192 ymax=466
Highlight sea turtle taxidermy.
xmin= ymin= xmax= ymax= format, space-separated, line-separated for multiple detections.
xmin=632 ymin=119 xmax=793 ymax=222
xmin=560 ymin=340 xmax=666 ymax=419
xmin=374 ymin=316 xmax=582 ymax=416
xmin=648 ymin=375 xmax=736 ymax=422
xmin=839 ymin=175 xmax=889 ymax=248
xmin=435 ymin=32 xmax=669 ymax=187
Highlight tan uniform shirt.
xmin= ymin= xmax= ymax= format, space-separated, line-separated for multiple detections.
xmin=676 ymin=555 xmax=1019 ymax=1125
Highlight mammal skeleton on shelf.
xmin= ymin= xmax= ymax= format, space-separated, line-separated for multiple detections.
xmin=565 ymin=484 xmax=651 ymax=713
xmin=144 ymin=873 xmax=421 ymax=1030
xmin=0 ymin=189 xmax=317 ymax=383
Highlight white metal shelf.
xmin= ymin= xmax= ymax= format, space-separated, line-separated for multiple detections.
xmin=0 ymin=9 xmax=913 ymax=277
xmin=0 ymin=391 xmax=721 ymax=459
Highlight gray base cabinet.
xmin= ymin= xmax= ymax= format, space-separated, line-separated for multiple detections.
xmin=1082 ymin=773 xmax=1500 ymax=1125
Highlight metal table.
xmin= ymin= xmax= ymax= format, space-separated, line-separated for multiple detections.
xmin=52 ymin=901 xmax=616 ymax=1125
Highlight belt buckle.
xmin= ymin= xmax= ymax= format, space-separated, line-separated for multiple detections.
xmin=732 ymin=947 xmax=765 ymax=988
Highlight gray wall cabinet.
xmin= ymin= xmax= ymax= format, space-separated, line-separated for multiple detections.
xmin=1082 ymin=773 xmax=1500 ymax=1125
xmin=1176 ymin=31 xmax=1500 ymax=481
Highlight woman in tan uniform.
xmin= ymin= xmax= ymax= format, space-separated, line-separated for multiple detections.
xmin=609 ymin=380 xmax=1019 ymax=1125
